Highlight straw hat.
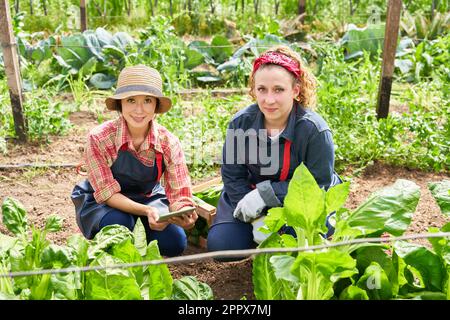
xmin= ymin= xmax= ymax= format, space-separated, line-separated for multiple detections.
xmin=105 ymin=65 xmax=172 ymax=113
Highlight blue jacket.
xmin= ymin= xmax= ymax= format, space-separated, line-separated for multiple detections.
xmin=221 ymin=102 xmax=341 ymax=209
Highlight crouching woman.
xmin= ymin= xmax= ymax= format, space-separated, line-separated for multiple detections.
xmin=71 ymin=65 xmax=197 ymax=257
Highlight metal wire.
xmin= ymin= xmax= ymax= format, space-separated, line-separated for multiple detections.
xmin=0 ymin=163 xmax=77 ymax=169
xmin=12 ymin=37 xmax=393 ymax=51
xmin=1 ymin=232 xmax=449 ymax=278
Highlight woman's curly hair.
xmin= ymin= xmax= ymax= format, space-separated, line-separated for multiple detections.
xmin=248 ymin=45 xmax=317 ymax=109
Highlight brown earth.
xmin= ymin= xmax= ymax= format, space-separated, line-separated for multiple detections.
xmin=0 ymin=111 xmax=449 ymax=300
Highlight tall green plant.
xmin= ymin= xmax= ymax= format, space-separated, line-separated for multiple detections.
xmin=251 ymin=164 xmax=450 ymax=300
xmin=0 ymin=197 xmax=213 ymax=300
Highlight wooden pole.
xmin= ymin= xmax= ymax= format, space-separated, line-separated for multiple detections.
xmin=80 ymin=0 xmax=87 ymax=31
xmin=376 ymin=0 xmax=402 ymax=119
xmin=298 ymin=0 xmax=306 ymax=23
xmin=0 ymin=0 xmax=27 ymax=142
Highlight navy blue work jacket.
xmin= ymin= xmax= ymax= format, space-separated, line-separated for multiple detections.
xmin=221 ymin=102 xmax=342 ymax=209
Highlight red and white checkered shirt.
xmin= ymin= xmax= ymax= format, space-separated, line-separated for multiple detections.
xmin=84 ymin=115 xmax=194 ymax=211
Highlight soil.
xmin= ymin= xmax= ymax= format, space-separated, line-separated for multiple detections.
xmin=0 ymin=110 xmax=449 ymax=300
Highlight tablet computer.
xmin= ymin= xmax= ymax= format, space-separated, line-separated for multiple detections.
xmin=157 ymin=206 xmax=196 ymax=222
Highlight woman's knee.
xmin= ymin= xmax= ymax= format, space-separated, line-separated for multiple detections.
xmin=207 ymin=222 xmax=256 ymax=261
xmin=148 ymin=224 xmax=187 ymax=257
xmin=99 ymin=209 xmax=135 ymax=231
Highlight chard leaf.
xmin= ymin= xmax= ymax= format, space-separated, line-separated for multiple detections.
xmin=40 ymin=244 xmax=75 ymax=269
xmin=270 ymin=255 xmax=298 ymax=283
xmin=325 ymin=181 xmax=350 ymax=214
xmin=1 ymin=197 xmax=28 ymax=236
xmin=283 ymin=163 xmax=326 ymax=236
xmin=335 ymin=179 xmax=419 ymax=238
xmin=88 ymin=225 xmax=134 ymax=260
xmin=111 ymin=239 xmax=143 ymax=286
xmin=356 ymin=262 xmax=392 ymax=300
xmin=354 ymin=246 xmax=398 ymax=296
xmin=85 ymin=252 xmax=142 ymax=300
xmin=0 ymin=292 xmax=18 ymax=300
xmin=291 ymin=249 xmax=357 ymax=300
xmin=0 ymin=232 xmax=20 ymax=253
xmin=428 ymin=180 xmax=450 ymax=216
xmin=49 ymin=271 xmax=80 ymax=300
xmin=393 ymin=241 xmax=444 ymax=292
xmin=30 ymin=273 xmax=52 ymax=300
xmin=67 ymin=234 xmax=89 ymax=267
xmin=0 ymin=260 xmax=14 ymax=296
xmin=264 ymin=207 xmax=285 ymax=233
xmin=252 ymin=233 xmax=284 ymax=299
xmin=171 ymin=276 xmax=213 ymax=300
xmin=132 ymin=218 xmax=147 ymax=257
xmin=145 ymin=241 xmax=173 ymax=300
xmin=339 ymin=285 xmax=369 ymax=300
xmin=269 ymin=254 xmax=300 ymax=300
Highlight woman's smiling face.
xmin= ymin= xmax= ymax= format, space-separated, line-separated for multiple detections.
xmin=121 ymin=95 xmax=157 ymax=130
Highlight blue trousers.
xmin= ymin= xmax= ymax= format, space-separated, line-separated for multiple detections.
xmin=99 ymin=209 xmax=187 ymax=257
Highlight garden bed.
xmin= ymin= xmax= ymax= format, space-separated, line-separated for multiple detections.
xmin=0 ymin=111 xmax=448 ymax=299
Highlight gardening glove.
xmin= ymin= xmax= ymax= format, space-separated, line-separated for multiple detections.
xmin=252 ymin=216 xmax=270 ymax=244
xmin=233 ymin=189 xmax=266 ymax=223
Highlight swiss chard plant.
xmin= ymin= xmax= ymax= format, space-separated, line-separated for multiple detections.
xmin=252 ymin=164 xmax=450 ymax=300
xmin=0 ymin=197 xmax=213 ymax=300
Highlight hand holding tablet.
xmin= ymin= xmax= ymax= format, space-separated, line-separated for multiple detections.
xmin=157 ymin=206 xmax=196 ymax=222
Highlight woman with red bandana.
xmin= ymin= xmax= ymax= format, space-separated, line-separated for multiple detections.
xmin=207 ymin=46 xmax=342 ymax=259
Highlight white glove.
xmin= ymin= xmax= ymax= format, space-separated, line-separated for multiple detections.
xmin=233 ymin=189 xmax=266 ymax=223
xmin=252 ymin=216 xmax=270 ymax=244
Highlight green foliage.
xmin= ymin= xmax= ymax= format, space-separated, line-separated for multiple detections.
xmin=0 ymin=198 xmax=212 ymax=300
xmin=428 ymin=180 xmax=450 ymax=216
xmin=334 ymin=179 xmax=420 ymax=238
xmin=172 ymin=276 xmax=214 ymax=300
xmin=340 ymin=23 xmax=385 ymax=60
xmin=173 ymin=11 xmax=225 ymax=36
xmin=401 ymin=11 xmax=450 ymax=40
xmin=395 ymin=35 xmax=449 ymax=83
xmin=1 ymin=197 xmax=28 ymax=237
xmin=314 ymin=41 xmax=449 ymax=173
xmin=252 ymin=164 xmax=450 ymax=300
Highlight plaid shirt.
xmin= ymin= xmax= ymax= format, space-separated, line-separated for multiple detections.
xmin=85 ymin=115 xmax=194 ymax=211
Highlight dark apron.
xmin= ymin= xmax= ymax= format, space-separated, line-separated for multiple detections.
xmin=71 ymin=144 xmax=168 ymax=239
xmin=212 ymin=140 xmax=293 ymax=226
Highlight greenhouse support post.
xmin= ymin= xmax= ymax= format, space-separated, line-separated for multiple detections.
xmin=376 ymin=0 xmax=402 ymax=119
xmin=0 ymin=0 xmax=27 ymax=141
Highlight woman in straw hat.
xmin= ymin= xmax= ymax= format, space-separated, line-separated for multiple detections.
xmin=207 ymin=46 xmax=342 ymax=260
xmin=71 ymin=65 xmax=197 ymax=257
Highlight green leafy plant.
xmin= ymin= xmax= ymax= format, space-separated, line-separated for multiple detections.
xmin=252 ymin=164 xmax=450 ymax=300
xmin=401 ymin=11 xmax=450 ymax=41
xmin=0 ymin=198 xmax=213 ymax=300
xmin=340 ymin=23 xmax=385 ymax=60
